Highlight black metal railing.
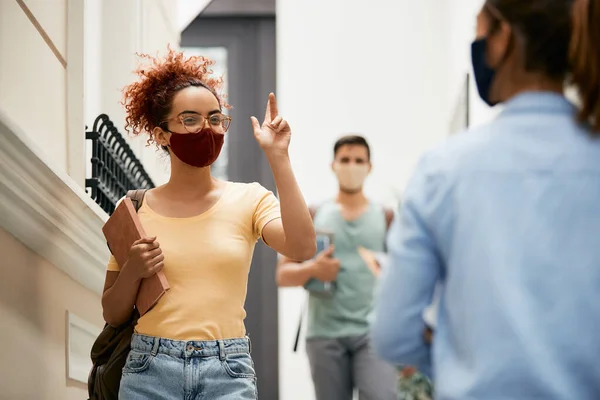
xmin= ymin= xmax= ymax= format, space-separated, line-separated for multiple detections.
xmin=86 ymin=114 xmax=155 ymax=215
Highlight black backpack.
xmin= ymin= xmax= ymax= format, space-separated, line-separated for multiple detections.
xmin=88 ymin=189 xmax=147 ymax=400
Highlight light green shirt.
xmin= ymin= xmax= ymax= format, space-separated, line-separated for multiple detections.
xmin=307 ymin=201 xmax=387 ymax=339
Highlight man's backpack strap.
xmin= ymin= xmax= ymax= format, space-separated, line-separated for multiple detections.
xmin=126 ymin=189 xmax=148 ymax=213
xmin=292 ymin=203 xmax=321 ymax=353
xmin=293 ymin=297 xmax=307 ymax=353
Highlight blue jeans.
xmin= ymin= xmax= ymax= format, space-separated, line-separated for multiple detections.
xmin=119 ymin=334 xmax=258 ymax=399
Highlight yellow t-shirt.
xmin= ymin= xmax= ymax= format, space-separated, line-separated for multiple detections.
xmin=107 ymin=182 xmax=281 ymax=341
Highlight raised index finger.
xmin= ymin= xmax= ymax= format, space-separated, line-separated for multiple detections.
xmin=269 ymin=92 xmax=278 ymax=119
xmin=263 ymin=96 xmax=271 ymax=122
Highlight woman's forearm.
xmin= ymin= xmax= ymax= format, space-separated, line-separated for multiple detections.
xmin=266 ymin=151 xmax=316 ymax=260
xmin=277 ymin=258 xmax=316 ymax=287
xmin=101 ymin=265 xmax=141 ymax=326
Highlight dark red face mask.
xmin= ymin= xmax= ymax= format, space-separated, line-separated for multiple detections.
xmin=168 ymin=128 xmax=224 ymax=168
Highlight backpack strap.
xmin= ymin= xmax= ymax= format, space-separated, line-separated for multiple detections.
xmin=293 ymin=298 xmax=307 ymax=353
xmin=106 ymin=190 xmax=148 ymax=256
xmin=292 ymin=203 xmax=323 ymax=352
xmin=126 ymin=189 xmax=148 ymax=213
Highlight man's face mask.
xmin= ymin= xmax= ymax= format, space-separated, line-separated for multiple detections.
xmin=333 ymin=163 xmax=370 ymax=192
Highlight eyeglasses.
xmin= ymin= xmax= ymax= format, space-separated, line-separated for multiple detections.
xmin=163 ymin=113 xmax=232 ymax=133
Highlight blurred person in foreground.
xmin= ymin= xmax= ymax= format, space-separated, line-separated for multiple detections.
xmin=277 ymin=135 xmax=398 ymax=400
xmin=372 ymin=1 xmax=600 ymax=399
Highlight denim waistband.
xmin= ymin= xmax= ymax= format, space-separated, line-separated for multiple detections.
xmin=130 ymin=334 xmax=251 ymax=359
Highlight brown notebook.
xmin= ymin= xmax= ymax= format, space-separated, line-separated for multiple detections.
xmin=102 ymin=197 xmax=169 ymax=316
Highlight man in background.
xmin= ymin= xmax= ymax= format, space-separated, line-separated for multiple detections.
xmin=276 ymin=135 xmax=397 ymax=400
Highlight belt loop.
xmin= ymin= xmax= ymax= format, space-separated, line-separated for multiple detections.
xmin=218 ymin=340 xmax=225 ymax=361
xmin=246 ymin=335 xmax=252 ymax=354
xmin=151 ymin=337 xmax=160 ymax=357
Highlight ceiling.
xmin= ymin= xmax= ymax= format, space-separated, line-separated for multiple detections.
xmin=178 ymin=0 xmax=275 ymax=31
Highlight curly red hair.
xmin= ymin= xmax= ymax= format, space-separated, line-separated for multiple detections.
xmin=122 ymin=47 xmax=230 ymax=145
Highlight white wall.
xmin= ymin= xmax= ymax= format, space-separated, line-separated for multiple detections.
xmin=138 ymin=0 xmax=182 ymax=185
xmin=84 ymin=0 xmax=180 ymax=187
xmin=0 ymin=1 xmax=180 ymax=396
xmin=0 ymin=0 xmax=68 ymax=171
xmin=278 ymin=0 xmax=452 ymax=208
xmin=277 ymin=1 xmax=448 ymax=399
xmin=0 ymin=227 xmax=104 ymax=399
xmin=276 ymin=0 xmax=498 ymax=399
xmin=443 ymin=0 xmax=499 ymax=128
xmin=0 ymin=0 xmax=178 ymax=188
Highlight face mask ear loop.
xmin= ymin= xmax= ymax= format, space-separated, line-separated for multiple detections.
xmin=484 ymin=3 xmax=514 ymax=71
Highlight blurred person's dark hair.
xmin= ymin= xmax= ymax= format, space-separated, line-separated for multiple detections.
xmin=334 ymin=135 xmax=371 ymax=160
xmin=485 ymin=0 xmax=599 ymax=132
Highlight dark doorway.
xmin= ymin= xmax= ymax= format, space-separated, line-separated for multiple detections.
xmin=182 ymin=14 xmax=279 ymax=400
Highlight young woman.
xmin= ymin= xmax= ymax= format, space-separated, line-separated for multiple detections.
xmin=101 ymin=49 xmax=316 ymax=399
xmin=373 ymin=1 xmax=600 ymax=399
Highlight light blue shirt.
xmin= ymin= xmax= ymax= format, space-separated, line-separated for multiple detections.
xmin=372 ymin=92 xmax=600 ymax=400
